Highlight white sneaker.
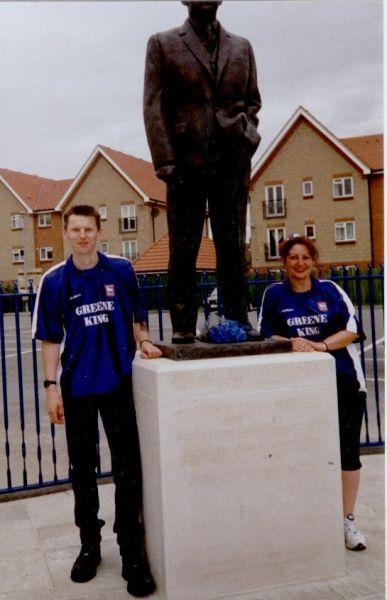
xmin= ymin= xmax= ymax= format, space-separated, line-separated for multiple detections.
xmin=344 ymin=514 xmax=367 ymax=551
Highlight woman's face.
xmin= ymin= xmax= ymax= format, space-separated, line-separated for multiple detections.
xmin=284 ymin=244 xmax=315 ymax=283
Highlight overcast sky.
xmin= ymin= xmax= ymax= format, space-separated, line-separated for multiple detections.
xmin=0 ymin=0 xmax=383 ymax=180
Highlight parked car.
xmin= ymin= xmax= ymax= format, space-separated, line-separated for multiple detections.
xmin=204 ymin=287 xmax=255 ymax=313
xmin=207 ymin=288 xmax=218 ymax=311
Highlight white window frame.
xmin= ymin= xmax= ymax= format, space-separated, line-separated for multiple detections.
xmin=38 ymin=213 xmax=52 ymax=228
xmin=99 ymin=206 xmax=107 ymax=221
xmin=333 ymin=177 xmax=353 ymax=198
xmin=11 ymin=214 xmax=24 ymax=230
xmin=12 ymin=248 xmax=24 ymax=263
xmin=120 ymin=205 xmax=137 ymax=232
xmin=335 ymin=221 xmax=356 ymax=242
xmin=265 ymin=185 xmax=285 ymax=217
xmin=39 ymin=247 xmax=53 ymax=261
xmin=305 ymin=224 xmax=316 ymax=239
xmin=122 ymin=240 xmax=138 ymax=261
xmin=266 ymin=227 xmax=285 ymax=259
xmin=303 ymin=180 xmax=313 ymax=197
xmin=100 ymin=241 xmax=109 ymax=254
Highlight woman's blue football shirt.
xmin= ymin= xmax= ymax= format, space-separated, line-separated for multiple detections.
xmin=257 ymin=278 xmax=366 ymax=392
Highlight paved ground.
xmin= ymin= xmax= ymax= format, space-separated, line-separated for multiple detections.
xmin=0 ymin=453 xmax=384 ymax=600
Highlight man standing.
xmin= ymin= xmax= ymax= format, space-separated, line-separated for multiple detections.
xmin=32 ymin=205 xmax=160 ymax=598
xmin=144 ymin=1 xmax=261 ymax=343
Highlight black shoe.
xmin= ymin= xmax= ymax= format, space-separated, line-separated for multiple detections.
xmin=171 ymin=331 xmax=195 ymax=344
xmin=122 ymin=557 xmax=156 ymax=597
xmin=70 ymin=545 xmax=101 ymax=583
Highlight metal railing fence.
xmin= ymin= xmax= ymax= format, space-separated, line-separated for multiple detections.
xmin=0 ymin=266 xmax=384 ymax=497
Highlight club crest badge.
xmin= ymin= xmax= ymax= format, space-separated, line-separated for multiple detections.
xmin=317 ymin=301 xmax=328 ymax=312
xmin=104 ymin=284 xmax=115 ymax=297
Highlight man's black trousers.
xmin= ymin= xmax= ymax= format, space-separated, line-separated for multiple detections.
xmin=63 ymin=381 xmax=143 ymax=553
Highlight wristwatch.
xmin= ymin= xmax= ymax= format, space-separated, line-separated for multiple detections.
xmin=43 ymin=379 xmax=57 ymax=389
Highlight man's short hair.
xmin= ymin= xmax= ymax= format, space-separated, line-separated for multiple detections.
xmin=63 ymin=205 xmax=101 ymax=230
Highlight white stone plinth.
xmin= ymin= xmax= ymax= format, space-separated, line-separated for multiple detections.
xmin=133 ymin=352 xmax=345 ymax=600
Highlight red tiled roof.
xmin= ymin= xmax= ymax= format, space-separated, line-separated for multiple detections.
xmin=0 ymin=167 xmax=72 ymax=211
xmin=340 ymin=135 xmax=383 ymax=171
xmin=99 ymin=146 xmax=166 ymax=204
xmin=133 ymin=234 xmax=216 ymax=273
xmin=34 ymin=179 xmax=73 ymax=210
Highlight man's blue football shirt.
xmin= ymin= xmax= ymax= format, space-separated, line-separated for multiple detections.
xmin=32 ymin=252 xmax=146 ymax=397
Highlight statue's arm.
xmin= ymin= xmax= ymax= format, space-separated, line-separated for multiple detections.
xmin=245 ymin=41 xmax=262 ymax=127
xmin=143 ymin=35 xmax=177 ymax=179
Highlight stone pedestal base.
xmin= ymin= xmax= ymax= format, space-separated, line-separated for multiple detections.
xmin=133 ymin=352 xmax=345 ymax=600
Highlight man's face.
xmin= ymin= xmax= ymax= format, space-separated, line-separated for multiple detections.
xmin=183 ymin=1 xmax=222 ymax=24
xmin=64 ymin=214 xmax=101 ymax=257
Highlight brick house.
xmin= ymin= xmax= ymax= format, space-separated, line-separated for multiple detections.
xmin=249 ymin=106 xmax=383 ymax=270
xmin=56 ymin=145 xmax=168 ymax=262
xmin=0 ymin=168 xmax=71 ymax=284
xmin=0 ymin=146 xmax=168 ymax=284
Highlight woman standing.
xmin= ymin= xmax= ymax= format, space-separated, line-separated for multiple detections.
xmin=257 ymin=235 xmax=367 ymax=551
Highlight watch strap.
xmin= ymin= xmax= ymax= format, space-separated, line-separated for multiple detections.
xmin=44 ymin=379 xmax=57 ymax=389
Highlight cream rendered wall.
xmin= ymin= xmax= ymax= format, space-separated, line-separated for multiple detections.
xmin=250 ymin=120 xmax=372 ymax=269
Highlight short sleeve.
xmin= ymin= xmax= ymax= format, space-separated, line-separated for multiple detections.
xmin=330 ymin=282 xmax=366 ymax=342
xmin=32 ymin=276 xmax=64 ymax=343
xmin=257 ymin=285 xmax=280 ymax=338
xmin=127 ymin=264 xmax=147 ymax=323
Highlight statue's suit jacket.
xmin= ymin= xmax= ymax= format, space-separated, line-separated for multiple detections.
xmin=143 ymin=19 xmax=261 ymax=175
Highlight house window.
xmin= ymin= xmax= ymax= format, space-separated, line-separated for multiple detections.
xmin=38 ymin=213 xmax=52 ymax=227
xmin=303 ymin=181 xmax=313 ymax=197
xmin=40 ymin=247 xmax=53 ymax=261
xmin=122 ymin=240 xmax=138 ymax=261
xmin=264 ymin=185 xmax=285 ymax=217
xmin=266 ymin=227 xmax=285 ymax=259
xmin=11 ymin=214 xmax=24 ymax=230
xmin=12 ymin=248 xmax=24 ymax=263
xmin=333 ymin=177 xmax=353 ymax=198
xmin=99 ymin=206 xmax=107 ymax=221
xmin=120 ymin=205 xmax=137 ymax=232
xmin=305 ymin=224 xmax=316 ymax=239
xmin=335 ymin=221 xmax=356 ymax=242
xmin=100 ymin=241 xmax=109 ymax=254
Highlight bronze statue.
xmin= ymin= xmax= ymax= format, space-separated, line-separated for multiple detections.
xmin=144 ymin=1 xmax=261 ymax=343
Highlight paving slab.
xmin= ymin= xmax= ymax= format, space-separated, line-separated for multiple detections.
xmin=0 ymin=454 xmax=383 ymax=600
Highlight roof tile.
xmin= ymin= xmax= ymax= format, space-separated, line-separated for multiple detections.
xmin=340 ymin=134 xmax=383 ymax=171
xmin=0 ymin=168 xmax=72 ymax=211
xmin=133 ymin=234 xmax=216 ymax=273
